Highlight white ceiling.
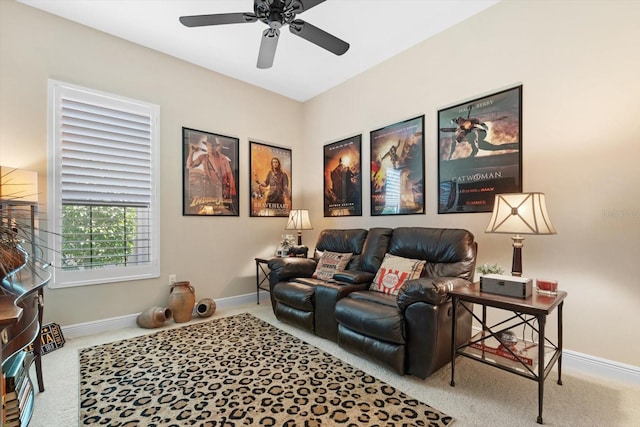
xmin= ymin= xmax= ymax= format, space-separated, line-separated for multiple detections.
xmin=18 ymin=0 xmax=499 ymax=102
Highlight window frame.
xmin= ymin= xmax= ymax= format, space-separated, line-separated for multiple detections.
xmin=47 ymin=80 xmax=160 ymax=288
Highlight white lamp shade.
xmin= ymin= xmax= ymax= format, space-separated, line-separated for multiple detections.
xmin=285 ymin=209 xmax=313 ymax=231
xmin=0 ymin=166 xmax=38 ymax=203
xmin=486 ymin=193 xmax=556 ymax=235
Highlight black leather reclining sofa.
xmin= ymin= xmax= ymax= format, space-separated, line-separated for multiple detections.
xmin=267 ymin=227 xmax=477 ymax=379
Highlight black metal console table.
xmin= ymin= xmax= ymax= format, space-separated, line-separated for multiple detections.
xmin=449 ymin=283 xmax=567 ymax=424
xmin=254 ymin=257 xmax=272 ymax=305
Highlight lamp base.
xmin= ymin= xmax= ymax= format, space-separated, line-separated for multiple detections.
xmin=511 ymin=235 xmax=524 ymax=276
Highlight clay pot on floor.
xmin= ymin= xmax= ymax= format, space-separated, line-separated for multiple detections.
xmin=137 ymin=306 xmax=172 ymax=329
xmin=168 ymin=281 xmax=196 ymax=323
xmin=196 ymin=298 xmax=216 ymax=318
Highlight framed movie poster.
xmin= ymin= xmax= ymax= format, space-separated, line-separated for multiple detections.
xmin=370 ymin=115 xmax=425 ymax=216
xmin=250 ymin=141 xmax=292 ymax=217
xmin=182 ymin=127 xmax=239 ymax=216
xmin=437 ymin=85 xmax=523 ymax=214
xmin=323 ymin=135 xmax=362 ymax=217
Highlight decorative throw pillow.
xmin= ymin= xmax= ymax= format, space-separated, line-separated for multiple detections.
xmin=370 ymin=253 xmax=426 ymax=295
xmin=312 ymin=251 xmax=353 ymax=281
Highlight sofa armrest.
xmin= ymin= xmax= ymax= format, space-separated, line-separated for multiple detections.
xmin=332 ymin=270 xmax=376 ymax=285
xmin=267 ymin=257 xmax=317 ymax=285
xmin=397 ymin=277 xmax=472 ymax=308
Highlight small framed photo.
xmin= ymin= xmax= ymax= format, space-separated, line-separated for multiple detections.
xmin=370 ymin=115 xmax=425 ymax=216
xmin=323 ymin=135 xmax=362 ymax=217
xmin=437 ymin=85 xmax=523 ymax=213
xmin=182 ymin=127 xmax=239 ymax=216
xmin=249 ymin=141 xmax=292 ymax=217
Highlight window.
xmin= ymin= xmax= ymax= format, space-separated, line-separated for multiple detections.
xmin=48 ymin=80 xmax=160 ymax=288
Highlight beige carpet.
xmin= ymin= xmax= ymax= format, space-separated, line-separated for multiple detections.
xmin=79 ymin=312 xmax=453 ymax=426
xmin=29 ymin=302 xmax=640 ymax=426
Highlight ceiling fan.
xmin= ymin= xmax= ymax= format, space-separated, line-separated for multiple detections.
xmin=179 ymin=0 xmax=350 ymax=69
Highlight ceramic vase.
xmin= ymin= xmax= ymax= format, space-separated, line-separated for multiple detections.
xmin=136 ymin=306 xmax=172 ymax=329
xmin=196 ymin=298 xmax=216 ymax=318
xmin=168 ymin=281 xmax=196 ymax=323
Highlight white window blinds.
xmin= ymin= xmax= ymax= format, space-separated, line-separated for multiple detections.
xmin=48 ymin=80 xmax=160 ymax=288
xmin=60 ymin=95 xmax=152 ymax=206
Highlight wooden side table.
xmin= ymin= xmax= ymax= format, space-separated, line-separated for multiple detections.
xmin=449 ymin=283 xmax=567 ymax=424
xmin=254 ymin=257 xmax=272 ymax=305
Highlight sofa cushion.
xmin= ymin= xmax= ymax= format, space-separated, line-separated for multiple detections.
xmin=272 ymin=281 xmax=316 ymax=311
xmin=332 ymin=270 xmax=376 ymax=285
xmin=267 ymin=257 xmax=317 ymax=286
xmin=346 ymin=290 xmax=398 ymax=307
xmin=335 ymin=291 xmax=404 ymax=344
xmin=370 ymin=254 xmax=425 ymax=295
xmin=387 ymin=227 xmax=477 ymax=282
xmin=312 ymin=251 xmax=352 ymax=280
xmin=337 ymin=325 xmax=405 ymax=375
xmin=397 ymin=276 xmax=472 ymax=307
xmin=359 ymin=227 xmax=393 ymax=274
xmin=314 ymin=229 xmax=368 ymax=270
xmin=293 ymin=277 xmax=332 ymax=286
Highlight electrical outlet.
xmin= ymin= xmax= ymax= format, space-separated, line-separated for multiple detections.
xmin=169 ymin=274 xmax=176 ymax=285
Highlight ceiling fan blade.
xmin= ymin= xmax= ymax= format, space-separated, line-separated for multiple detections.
xmin=289 ymin=19 xmax=349 ymax=56
xmin=257 ymin=28 xmax=280 ymax=69
xmin=287 ymin=0 xmax=326 ymax=14
xmin=179 ymin=13 xmax=257 ymax=27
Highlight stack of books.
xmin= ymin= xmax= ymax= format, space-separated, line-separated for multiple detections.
xmin=466 ymin=333 xmax=539 ymax=368
xmin=2 ymin=352 xmax=33 ymax=427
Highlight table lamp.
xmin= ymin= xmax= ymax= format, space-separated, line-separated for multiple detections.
xmin=285 ymin=209 xmax=313 ymax=245
xmin=1 ymin=167 xmax=39 ymax=273
xmin=485 ymin=193 xmax=556 ymax=276
xmin=0 ymin=167 xmax=38 ymax=203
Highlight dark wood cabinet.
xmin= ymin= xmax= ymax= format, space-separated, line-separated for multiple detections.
xmin=1 ymin=199 xmax=49 ymax=426
xmin=1 ymin=264 xmax=49 ymax=426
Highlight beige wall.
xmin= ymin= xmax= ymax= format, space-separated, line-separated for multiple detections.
xmin=0 ymin=1 xmax=303 ymax=324
xmin=2 ymin=0 xmax=639 ymax=368
xmin=301 ymin=0 xmax=640 ymax=367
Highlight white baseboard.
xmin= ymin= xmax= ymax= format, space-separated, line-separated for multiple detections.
xmin=59 ymin=292 xmax=639 ymax=387
xmin=562 ymin=349 xmax=640 ymax=386
xmin=61 ymin=291 xmax=268 ymax=340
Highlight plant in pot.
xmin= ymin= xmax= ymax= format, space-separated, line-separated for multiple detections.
xmin=476 ymin=263 xmax=504 ymax=277
xmin=277 ymin=234 xmax=295 ymax=257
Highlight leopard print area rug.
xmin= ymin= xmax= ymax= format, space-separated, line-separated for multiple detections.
xmin=79 ymin=313 xmax=453 ymax=426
